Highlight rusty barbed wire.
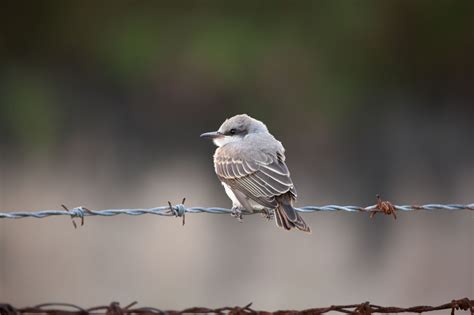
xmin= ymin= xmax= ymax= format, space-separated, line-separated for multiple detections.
xmin=1 ymin=298 xmax=472 ymax=315
xmin=0 ymin=195 xmax=472 ymax=227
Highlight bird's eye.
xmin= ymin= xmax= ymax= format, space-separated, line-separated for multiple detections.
xmin=229 ymin=128 xmax=236 ymax=135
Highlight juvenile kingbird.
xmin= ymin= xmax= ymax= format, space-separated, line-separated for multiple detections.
xmin=200 ymin=114 xmax=310 ymax=232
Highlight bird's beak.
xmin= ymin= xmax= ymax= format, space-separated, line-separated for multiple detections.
xmin=200 ymin=131 xmax=222 ymax=139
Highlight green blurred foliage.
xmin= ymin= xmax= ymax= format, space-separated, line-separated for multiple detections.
xmin=1 ymin=70 xmax=60 ymax=151
xmin=0 ymin=1 xmax=473 ymax=151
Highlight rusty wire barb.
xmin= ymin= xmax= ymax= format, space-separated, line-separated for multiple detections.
xmin=0 ymin=195 xmax=472 ymax=228
xmin=0 ymin=298 xmax=472 ymax=315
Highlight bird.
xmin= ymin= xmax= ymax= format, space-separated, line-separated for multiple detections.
xmin=200 ymin=114 xmax=310 ymax=232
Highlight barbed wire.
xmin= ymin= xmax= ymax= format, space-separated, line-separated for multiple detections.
xmin=1 ymin=298 xmax=472 ymax=314
xmin=0 ymin=195 xmax=472 ymax=227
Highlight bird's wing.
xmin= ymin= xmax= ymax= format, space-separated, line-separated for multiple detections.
xmin=214 ymin=151 xmax=296 ymax=209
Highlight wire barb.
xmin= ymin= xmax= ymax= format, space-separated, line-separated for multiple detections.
xmin=167 ymin=198 xmax=186 ymax=226
xmin=370 ymin=195 xmax=397 ymax=220
xmin=452 ymin=298 xmax=474 ymax=315
xmin=61 ymin=204 xmax=91 ymax=228
xmin=354 ymin=302 xmax=372 ymax=315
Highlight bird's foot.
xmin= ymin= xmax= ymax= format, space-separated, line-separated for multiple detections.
xmin=231 ymin=206 xmax=244 ymax=222
xmin=261 ymin=208 xmax=274 ymax=221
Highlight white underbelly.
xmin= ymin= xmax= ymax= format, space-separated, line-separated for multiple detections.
xmin=223 ymin=183 xmax=242 ymax=207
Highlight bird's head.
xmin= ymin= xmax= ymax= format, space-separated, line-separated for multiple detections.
xmin=200 ymin=114 xmax=268 ymax=147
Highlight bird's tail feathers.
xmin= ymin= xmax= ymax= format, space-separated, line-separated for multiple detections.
xmin=275 ymin=196 xmax=311 ymax=233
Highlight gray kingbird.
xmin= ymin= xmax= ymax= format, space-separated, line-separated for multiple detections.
xmin=200 ymin=114 xmax=310 ymax=232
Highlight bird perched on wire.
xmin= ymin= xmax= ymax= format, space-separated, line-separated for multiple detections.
xmin=200 ymin=114 xmax=310 ymax=232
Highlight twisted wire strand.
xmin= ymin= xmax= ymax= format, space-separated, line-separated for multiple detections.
xmin=0 ymin=203 xmax=472 ymax=220
xmin=1 ymin=298 xmax=472 ymax=315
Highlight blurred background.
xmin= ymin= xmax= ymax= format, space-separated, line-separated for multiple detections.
xmin=0 ymin=0 xmax=473 ymax=311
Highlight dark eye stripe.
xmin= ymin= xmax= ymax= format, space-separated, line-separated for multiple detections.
xmin=226 ymin=128 xmax=247 ymax=136
xmin=225 ymin=128 xmax=237 ymax=135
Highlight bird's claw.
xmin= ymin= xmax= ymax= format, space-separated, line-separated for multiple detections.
xmin=261 ymin=208 xmax=274 ymax=221
xmin=231 ymin=207 xmax=243 ymax=222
